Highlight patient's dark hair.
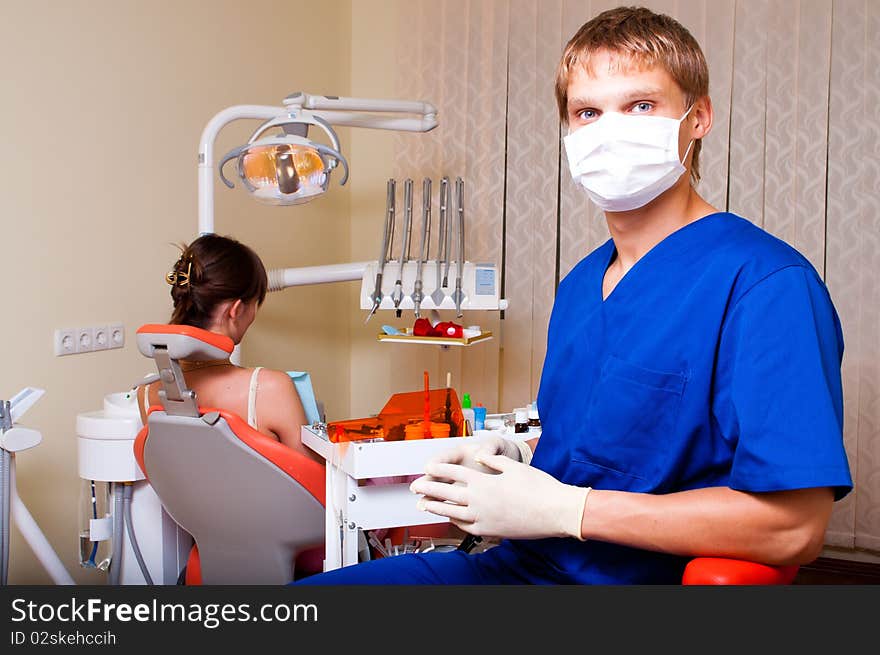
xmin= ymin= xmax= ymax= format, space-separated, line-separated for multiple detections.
xmin=168 ymin=234 xmax=268 ymax=328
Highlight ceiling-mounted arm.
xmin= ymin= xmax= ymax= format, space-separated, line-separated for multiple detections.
xmin=284 ymin=91 xmax=439 ymax=132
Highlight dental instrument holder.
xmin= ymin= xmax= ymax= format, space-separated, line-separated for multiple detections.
xmin=360 ymin=262 xmax=504 ymax=313
xmin=360 ymin=176 xmax=507 ymax=316
xmin=360 ymin=260 xmax=508 ymax=313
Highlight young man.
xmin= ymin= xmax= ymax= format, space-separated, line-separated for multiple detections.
xmin=297 ymin=6 xmax=852 ymax=585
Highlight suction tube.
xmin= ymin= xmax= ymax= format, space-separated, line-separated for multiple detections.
xmin=107 ymin=483 xmax=124 ymax=585
xmin=122 ymin=484 xmax=153 ymax=585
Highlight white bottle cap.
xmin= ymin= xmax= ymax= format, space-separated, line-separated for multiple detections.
xmin=528 ymin=406 xmax=539 ymax=420
xmin=515 ymin=408 xmax=527 ymax=423
xmin=484 ymin=418 xmax=504 ymax=430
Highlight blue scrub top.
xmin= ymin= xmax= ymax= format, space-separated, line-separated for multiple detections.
xmin=508 ymin=212 xmax=853 ymax=584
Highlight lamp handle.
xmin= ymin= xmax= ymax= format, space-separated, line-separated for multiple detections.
xmin=218 ymin=138 xmax=349 ymax=190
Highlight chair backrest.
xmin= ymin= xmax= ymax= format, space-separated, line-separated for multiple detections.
xmin=133 ymin=324 xmax=325 ymax=584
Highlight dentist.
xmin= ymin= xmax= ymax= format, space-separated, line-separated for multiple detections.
xmin=297 ymin=5 xmax=852 ymax=585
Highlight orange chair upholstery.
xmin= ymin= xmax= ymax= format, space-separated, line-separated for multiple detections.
xmin=134 ymin=324 xmax=325 ymax=584
xmin=682 ymin=557 xmax=798 ymax=585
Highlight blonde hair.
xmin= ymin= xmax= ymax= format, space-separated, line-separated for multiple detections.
xmin=555 ymin=6 xmax=709 ymax=182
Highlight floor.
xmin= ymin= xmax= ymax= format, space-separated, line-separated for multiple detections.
xmin=793 ymin=557 xmax=880 ymax=584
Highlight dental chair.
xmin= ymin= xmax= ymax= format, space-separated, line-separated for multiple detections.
xmin=133 ymin=324 xmax=325 ymax=584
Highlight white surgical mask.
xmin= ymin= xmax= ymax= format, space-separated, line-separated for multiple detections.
xmin=563 ymin=105 xmax=694 ymax=212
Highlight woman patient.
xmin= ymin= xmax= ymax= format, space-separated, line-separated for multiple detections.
xmin=137 ymin=233 xmax=320 ymax=463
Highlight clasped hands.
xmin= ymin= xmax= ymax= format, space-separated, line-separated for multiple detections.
xmin=409 ymin=435 xmax=590 ymax=540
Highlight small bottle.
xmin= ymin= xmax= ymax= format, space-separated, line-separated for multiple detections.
xmin=514 ymin=408 xmax=529 ymax=434
xmin=473 ymin=404 xmax=487 ymax=431
xmin=461 ymin=393 xmax=475 ymax=436
xmin=527 ymin=404 xmax=541 ymax=435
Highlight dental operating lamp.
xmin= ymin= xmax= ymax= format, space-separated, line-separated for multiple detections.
xmin=198 ymin=91 xmax=438 ymax=291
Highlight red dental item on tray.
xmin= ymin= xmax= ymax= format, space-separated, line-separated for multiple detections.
xmin=411 ymin=318 xmax=463 ymax=338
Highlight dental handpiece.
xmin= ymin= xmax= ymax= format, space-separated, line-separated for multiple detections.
xmin=430 ymin=177 xmax=450 ymax=308
xmin=441 ymin=177 xmax=452 ymax=288
xmin=412 ymin=177 xmax=432 ymax=318
xmin=453 ymin=177 xmax=465 ymax=317
xmin=382 ymin=179 xmax=396 ymax=266
xmin=366 ymin=179 xmax=395 ymax=323
xmin=375 ymin=181 xmax=395 ymax=295
xmin=392 ymin=179 xmax=414 ymax=317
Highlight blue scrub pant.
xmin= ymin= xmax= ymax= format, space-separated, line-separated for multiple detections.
xmin=292 ymin=541 xmax=567 ymax=585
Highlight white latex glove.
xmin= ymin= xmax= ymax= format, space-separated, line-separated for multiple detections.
xmin=432 ymin=434 xmax=532 ymax=474
xmin=409 ymin=453 xmax=591 ymax=540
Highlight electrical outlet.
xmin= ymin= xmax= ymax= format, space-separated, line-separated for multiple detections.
xmin=93 ymin=325 xmax=110 ymax=350
xmin=76 ymin=327 xmax=94 ymax=353
xmin=55 ymin=323 xmax=123 ymax=355
xmin=54 ymin=328 xmax=77 ymax=356
xmin=109 ymin=323 xmax=125 ymax=349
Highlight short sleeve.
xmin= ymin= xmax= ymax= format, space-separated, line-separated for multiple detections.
xmin=713 ymin=265 xmax=853 ymax=500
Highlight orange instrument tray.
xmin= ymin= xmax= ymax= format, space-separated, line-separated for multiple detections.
xmin=328 ymin=387 xmax=466 ymax=443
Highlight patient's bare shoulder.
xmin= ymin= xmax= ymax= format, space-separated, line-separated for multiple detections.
xmin=255 ymin=368 xmax=298 ymax=396
xmin=254 ymin=368 xmax=305 ymax=420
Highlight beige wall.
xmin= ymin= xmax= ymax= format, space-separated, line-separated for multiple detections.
xmin=0 ymin=0 xmax=352 ymax=583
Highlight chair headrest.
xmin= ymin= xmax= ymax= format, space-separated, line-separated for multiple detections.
xmin=136 ymin=324 xmax=234 ymax=361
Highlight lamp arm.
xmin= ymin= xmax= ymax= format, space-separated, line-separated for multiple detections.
xmin=304 ymin=111 xmax=438 ymax=133
xmin=286 ymin=91 xmax=437 ymax=118
xmin=198 ymin=105 xmax=281 ymax=235
xmin=285 ymin=92 xmax=438 ymax=132
xmin=267 ymin=262 xmax=371 ymax=291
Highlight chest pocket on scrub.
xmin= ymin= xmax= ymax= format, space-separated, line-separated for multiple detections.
xmin=576 ymin=355 xmax=687 ymax=489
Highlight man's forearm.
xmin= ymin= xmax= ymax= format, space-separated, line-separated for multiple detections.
xmin=579 ymin=485 xmax=834 ymax=565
